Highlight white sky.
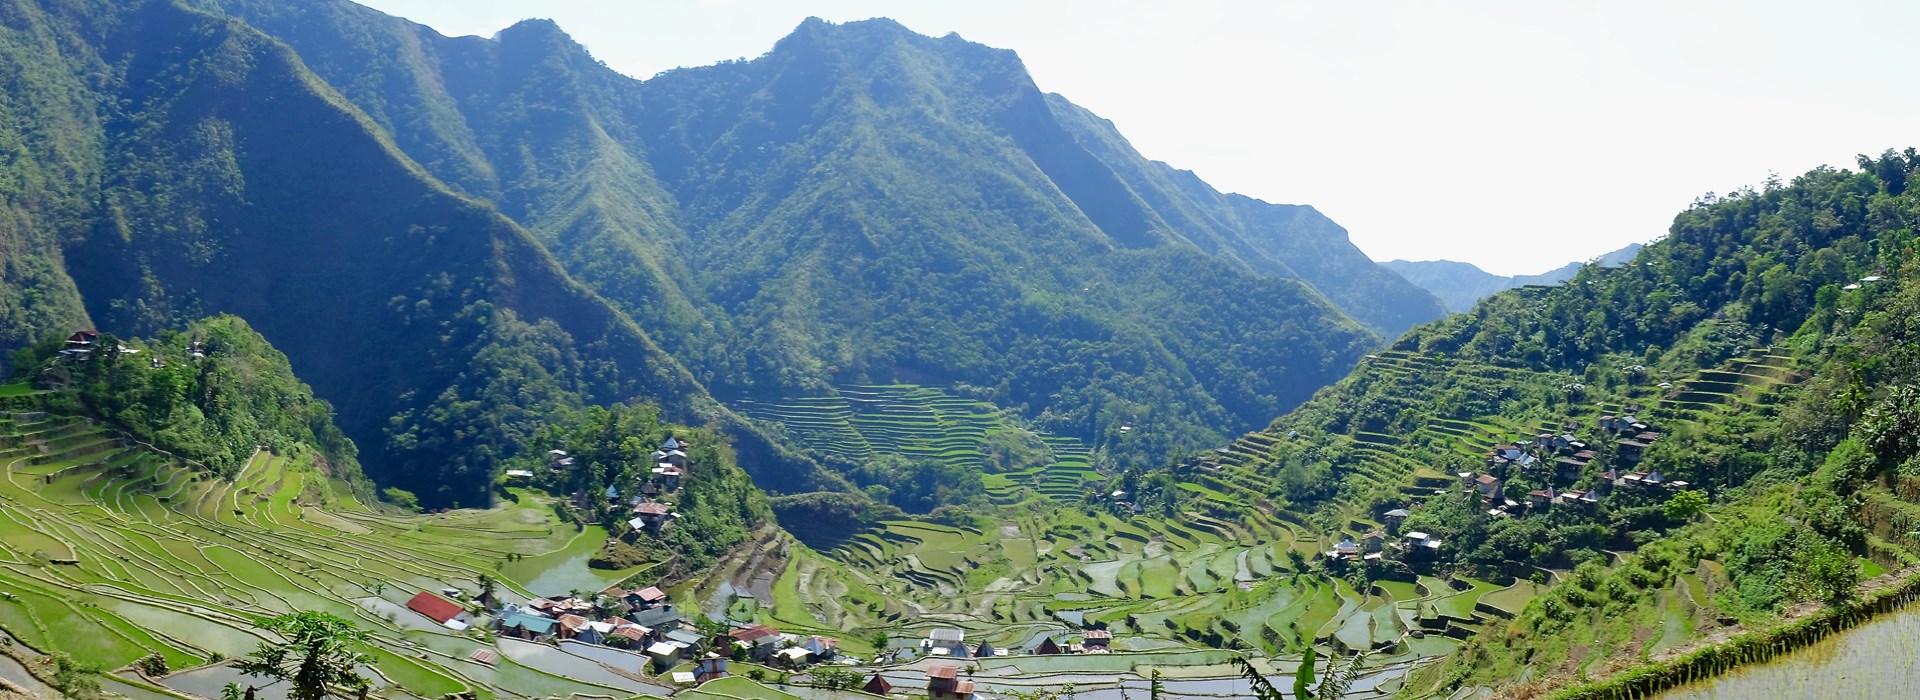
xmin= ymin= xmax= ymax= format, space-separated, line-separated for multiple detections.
xmin=350 ymin=1 xmax=1919 ymax=275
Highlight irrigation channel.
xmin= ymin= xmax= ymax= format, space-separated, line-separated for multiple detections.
xmin=1657 ymin=597 xmax=1920 ymax=700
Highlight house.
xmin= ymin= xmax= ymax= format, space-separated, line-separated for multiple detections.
xmin=1493 ymin=444 xmax=1526 ymax=462
xmin=666 ymin=628 xmax=706 ymax=651
xmin=647 ymin=641 xmax=687 ymax=668
xmin=973 ymin=641 xmax=997 ymax=658
xmin=801 ymin=635 xmax=837 ymax=660
xmin=629 ymin=603 xmax=682 ymax=630
xmin=1361 ymin=530 xmax=1386 ymax=553
xmin=188 ymin=341 xmax=206 ymax=359
xmin=1083 ymin=629 xmax=1112 ymax=649
xmin=773 ymin=647 xmax=813 ymax=667
xmin=556 ymin=613 xmax=592 ymax=640
xmin=498 ymin=612 xmax=559 ymax=641
xmin=1527 ymin=487 xmax=1555 ymax=509
xmin=729 ymin=624 xmax=783 ymax=660
xmin=1404 ymin=531 xmax=1443 ymax=555
xmin=662 ymin=436 xmax=683 ymax=451
xmin=863 ymin=674 xmax=894 ymax=696
xmin=1033 ymin=637 xmax=1062 ymax=655
xmin=631 ymin=502 xmax=671 ymax=531
xmin=1616 ymin=438 xmax=1649 ymax=462
xmin=926 ymin=628 xmax=965 ymax=652
xmin=1475 ymin=474 xmax=1504 ymax=501
xmin=625 ymin=586 xmax=668 ymax=609
xmin=405 ymin=592 xmax=471 ymax=630
xmin=925 ymin=664 xmax=976 ymax=700
xmin=610 ymin=622 xmax=651 ymax=647
xmin=504 ymin=469 xmax=535 ymax=480
xmin=1330 ymin=538 xmax=1360 ymax=560
xmin=1382 ymin=509 xmax=1411 ymax=533
xmin=60 ymin=330 xmax=100 ymax=359
xmin=652 ymin=463 xmax=683 ymax=489
xmin=695 ymin=654 xmax=730 ymax=683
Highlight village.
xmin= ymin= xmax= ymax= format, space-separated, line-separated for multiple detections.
xmin=389 ymin=433 xmax=1133 ymax=700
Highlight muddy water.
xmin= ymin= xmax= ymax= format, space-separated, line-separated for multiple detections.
xmin=1660 ymin=600 xmax=1920 ymax=699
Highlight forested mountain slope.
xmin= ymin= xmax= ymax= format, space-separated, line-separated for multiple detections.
xmin=182 ymin=1 xmax=1438 ymax=463
xmin=0 ymin=0 xmax=835 ymax=507
xmin=1189 ymin=150 xmax=1920 ymax=696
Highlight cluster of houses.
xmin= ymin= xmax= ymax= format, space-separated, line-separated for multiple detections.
xmin=856 ymin=628 xmax=1116 ymax=700
xmin=548 ymin=436 xmax=692 ymax=534
xmin=1329 ymin=411 xmax=1703 ymax=565
xmin=626 ymin=437 xmax=689 ymax=533
xmin=919 ymin=627 xmax=1113 ymax=659
xmin=56 ymin=330 xmax=203 ymax=367
xmin=493 ymin=587 xmax=682 ymax=648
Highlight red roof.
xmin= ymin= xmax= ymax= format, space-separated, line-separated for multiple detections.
xmin=926 ymin=664 xmax=959 ymax=680
xmin=635 ymin=586 xmax=667 ymax=602
xmin=557 ymin=613 xmax=589 ymax=631
xmin=1083 ymin=629 xmax=1112 ymax=639
xmin=729 ymin=624 xmax=781 ymax=642
xmin=634 ymin=502 xmax=670 ymax=515
xmin=953 ymin=680 xmax=976 ymax=695
xmin=405 ymin=592 xmax=465 ymax=623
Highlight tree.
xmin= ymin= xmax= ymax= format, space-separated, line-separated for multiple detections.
xmin=135 ymin=652 xmax=169 ymax=677
xmin=235 ymin=612 xmax=373 ymax=700
xmin=476 ymin=572 xmax=498 ymax=604
xmin=221 ymin=683 xmax=245 ymax=700
xmin=1664 ymin=490 xmax=1709 ymax=521
xmin=870 ymin=631 xmax=889 ymax=650
xmin=810 ymin=667 xmax=863 ymax=690
xmin=47 ymin=653 xmax=103 ymax=700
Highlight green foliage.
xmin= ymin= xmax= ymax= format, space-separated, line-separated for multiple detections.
xmin=235 ymin=612 xmax=373 ymax=700
xmin=1293 ymin=646 xmax=1317 ymax=699
xmin=1664 ymin=490 xmax=1708 ymax=521
xmin=514 ymin=403 xmax=770 ymax=569
xmin=47 ymin=652 xmax=103 ymax=700
xmin=809 ymin=667 xmax=864 ymax=690
xmin=135 ymin=652 xmax=168 ymax=677
xmin=380 ymin=487 xmax=419 ymax=512
xmin=16 ymin=316 xmax=362 ymax=482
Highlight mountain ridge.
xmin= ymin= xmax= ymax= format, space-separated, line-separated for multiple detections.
xmin=1384 ymin=242 xmax=1645 ymax=313
xmin=181 ymin=2 xmax=1436 ymax=467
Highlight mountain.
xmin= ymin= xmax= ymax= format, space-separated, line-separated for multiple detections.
xmin=1193 ymin=151 xmax=1920 ymax=695
xmin=1384 ymin=243 xmax=1644 ymax=313
xmin=175 ymin=3 xmax=1441 ymax=465
xmin=0 ymin=0 xmax=836 ymax=507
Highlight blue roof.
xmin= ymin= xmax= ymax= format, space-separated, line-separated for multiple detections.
xmin=501 ymin=612 xmax=558 ymax=634
xmin=662 ymin=437 xmax=682 ymax=450
xmin=604 ymin=484 xmax=620 ymax=498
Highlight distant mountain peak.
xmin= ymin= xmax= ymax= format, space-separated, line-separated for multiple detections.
xmin=1383 ymin=243 xmax=1645 ymax=313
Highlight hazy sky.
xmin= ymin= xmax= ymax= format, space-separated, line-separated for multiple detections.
xmin=352 ymin=1 xmax=1918 ymax=275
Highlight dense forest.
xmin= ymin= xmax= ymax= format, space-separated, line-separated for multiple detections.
xmin=8 ymin=315 xmax=361 ymax=482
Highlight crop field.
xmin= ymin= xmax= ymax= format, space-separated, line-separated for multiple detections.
xmin=0 ymin=409 xmax=671 ymax=699
xmin=738 ymin=384 xmax=1098 ymax=504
